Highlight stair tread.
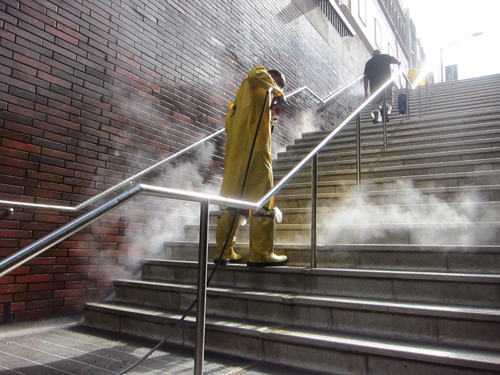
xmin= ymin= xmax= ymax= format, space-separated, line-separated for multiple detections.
xmin=296 ymin=118 xmax=500 ymax=144
xmin=142 ymin=260 xmax=500 ymax=282
xmin=163 ymin=241 xmax=500 ymax=251
xmin=278 ymin=136 xmax=500 ymax=160
xmin=274 ymin=147 xmax=500 ymax=170
xmin=189 ymin=222 xmax=500 ymax=229
xmin=86 ymin=301 xmax=500 ymax=370
xmin=115 ymin=279 xmax=500 ymax=321
xmin=288 ymin=126 xmax=500 ymax=149
xmin=273 ymin=183 xmax=500 ymax=198
xmin=275 ymin=157 xmax=500 ymax=178
xmin=275 ymin=169 xmax=500 ymax=186
xmin=204 ymin=201 xmax=500 ymax=214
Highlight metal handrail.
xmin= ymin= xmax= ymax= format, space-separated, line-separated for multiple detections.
xmin=285 ymin=74 xmax=364 ymax=103
xmin=0 ymin=185 xmax=259 ymax=278
xmin=0 ymin=129 xmax=224 ymax=212
xmin=0 ymin=75 xmax=364 ymax=214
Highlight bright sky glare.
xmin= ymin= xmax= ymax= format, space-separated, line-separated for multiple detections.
xmin=403 ymin=0 xmax=499 ymax=80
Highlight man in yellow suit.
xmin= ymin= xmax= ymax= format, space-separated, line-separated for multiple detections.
xmin=215 ymin=67 xmax=288 ymax=267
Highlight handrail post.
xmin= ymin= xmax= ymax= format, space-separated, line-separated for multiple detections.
xmin=311 ymin=154 xmax=318 ymax=268
xmin=418 ymin=83 xmax=422 ymax=118
xmin=405 ymin=79 xmax=410 ymax=120
xmin=356 ymin=113 xmax=361 ymax=192
xmin=194 ymin=200 xmax=209 ymax=375
xmin=426 ymin=74 xmax=429 ymax=107
xmin=382 ymin=88 xmax=388 ymax=149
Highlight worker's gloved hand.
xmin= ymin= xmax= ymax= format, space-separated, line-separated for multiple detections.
xmin=364 ymin=91 xmax=369 ymax=99
xmin=273 ymin=94 xmax=286 ymax=109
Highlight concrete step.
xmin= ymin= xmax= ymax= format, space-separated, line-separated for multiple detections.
xmin=209 ymin=201 xmax=500 ymax=225
xmin=163 ymin=242 xmax=500 ymax=273
xmin=276 ymin=201 xmax=500 ymax=224
xmin=83 ymin=73 xmax=500 ymax=375
xmin=274 ymin=147 xmax=500 ymax=175
xmin=406 ymin=87 xmax=500 ymax=106
xmin=318 ymin=108 xmax=500 ymax=141
xmin=274 ymin=158 xmax=500 ymax=184
xmin=293 ymin=113 xmax=500 ymax=148
xmin=284 ymin=124 xmax=500 ymax=157
xmin=419 ymin=80 xmax=500 ymax=106
xmin=275 ymin=169 xmax=500 ymax=195
xmin=277 ymin=137 xmax=500 ymax=166
xmin=272 ymin=184 xmax=500 ymax=208
xmin=140 ymin=260 xmax=500 ymax=308
xmin=418 ymin=97 xmax=500 ymax=117
xmin=84 ymin=301 xmax=500 ymax=375
xmin=183 ymin=220 xmax=500 ymax=245
xmin=110 ymin=278 xmax=500 ymax=351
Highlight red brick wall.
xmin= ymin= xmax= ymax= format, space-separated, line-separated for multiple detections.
xmin=0 ymin=0 xmax=362 ymax=322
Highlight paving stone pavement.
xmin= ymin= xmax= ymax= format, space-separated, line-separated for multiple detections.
xmin=0 ymin=319 xmax=332 ymax=375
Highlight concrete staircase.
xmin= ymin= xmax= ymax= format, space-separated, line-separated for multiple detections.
xmin=84 ymin=74 xmax=500 ymax=374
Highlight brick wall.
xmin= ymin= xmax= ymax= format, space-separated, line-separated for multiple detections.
xmin=0 ymin=0 xmax=363 ymax=322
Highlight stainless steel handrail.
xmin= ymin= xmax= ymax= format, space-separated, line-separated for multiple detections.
xmin=0 ymin=129 xmax=225 ymax=212
xmin=0 ymin=185 xmax=258 ymax=278
xmin=0 ymin=75 xmax=364 ymax=214
xmin=285 ymin=74 xmax=364 ymax=103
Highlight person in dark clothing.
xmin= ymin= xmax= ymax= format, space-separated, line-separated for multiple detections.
xmin=363 ymin=50 xmax=400 ymax=123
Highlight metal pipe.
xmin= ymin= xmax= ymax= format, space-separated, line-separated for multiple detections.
xmin=320 ymin=75 xmax=364 ymax=104
xmin=284 ymin=75 xmax=364 ymax=104
xmin=310 ymin=155 xmax=318 ymax=268
xmin=426 ymin=75 xmax=429 ymax=107
xmin=356 ymin=113 xmax=361 ymax=192
xmin=140 ymin=184 xmax=258 ymax=210
xmin=382 ymin=88 xmax=388 ymax=149
xmin=0 ymin=129 xmax=226 ymax=212
xmin=405 ymin=80 xmax=410 ymax=120
xmin=194 ymin=200 xmax=209 ymax=375
xmin=0 ymin=69 xmax=406 ymax=278
xmin=418 ymin=84 xmax=422 ymax=117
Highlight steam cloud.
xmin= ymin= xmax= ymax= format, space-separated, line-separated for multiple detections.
xmin=318 ymin=179 xmax=495 ymax=246
xmin=121 ymin=141 xmax=222 ymax=277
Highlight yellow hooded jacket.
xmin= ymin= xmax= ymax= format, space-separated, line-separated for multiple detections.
xmin=220 ymin=67 xmax=284 ymax=205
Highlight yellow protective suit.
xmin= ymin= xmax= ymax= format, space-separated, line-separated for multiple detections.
xmin=220 ymin=67 xmax=280 ymax=202
xmin=215 ymin=67 xmax=288 ymax=267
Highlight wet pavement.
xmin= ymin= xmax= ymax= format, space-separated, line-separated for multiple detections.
xmin=0 ymin=319 xmax=332 ymax=375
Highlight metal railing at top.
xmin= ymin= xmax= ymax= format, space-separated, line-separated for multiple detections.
xmin=0 ymin=75 xmax=364 ymax=215
xmin=0 ymin=68 xmax=423 ymax=375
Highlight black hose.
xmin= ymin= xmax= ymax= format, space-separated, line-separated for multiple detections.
xmin=116 ymin=89 xmax=273 ymax=375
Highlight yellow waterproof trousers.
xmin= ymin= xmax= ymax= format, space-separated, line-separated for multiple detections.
xmin=214 ymin=209 xmax=246 ymax=264
xmin=247 ymin=208 xmax=288 ymax=267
